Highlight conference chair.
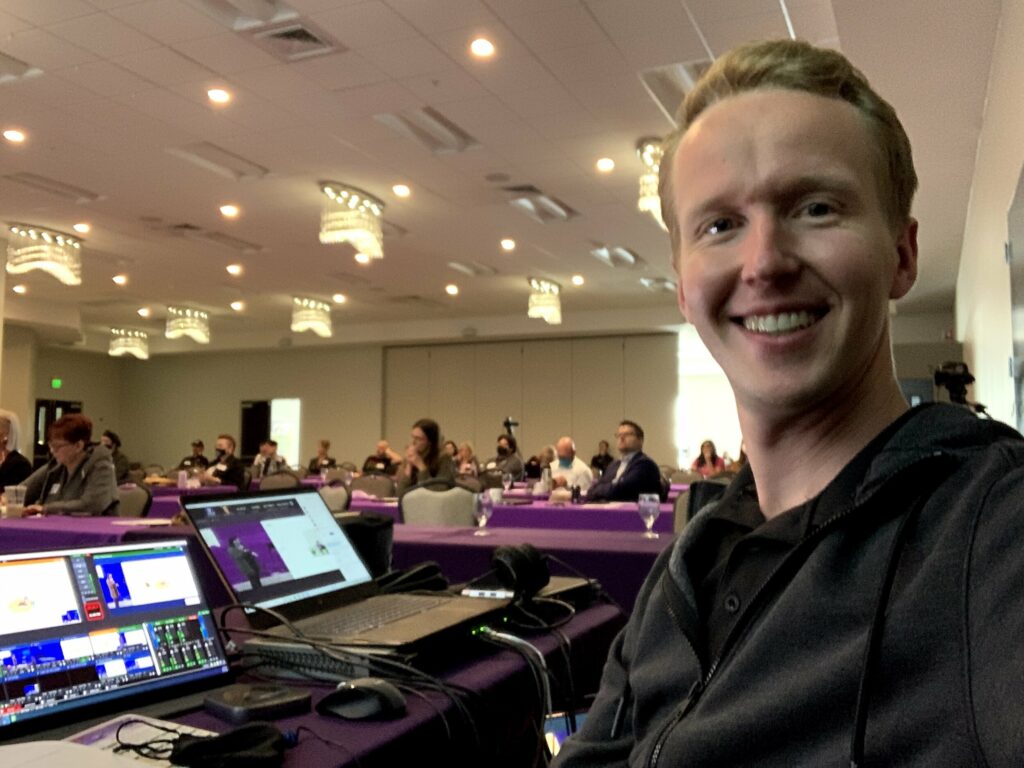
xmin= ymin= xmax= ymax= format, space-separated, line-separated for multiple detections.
xmin=323 ymin=467 xmax=351 ymax=485
xmin=455 ymin=473 xmax=483 ymax=493
xmin=659 ymin=464 xmax=676 ymax=481
xmin=686 ymin=478 xmax=731 ymax=524
xmin=144 ymin=464 xmax=165 ymax=477
xmin=259 ymin=471 xmax=301 ymax=490
xmin=318 ymin=483 xmax=350 ymax=514
xmin=349 ymin=473 xmax=396 ymax=499
xmin=400 ymin=481 xmax=476 ymax=527
xmin=670 ymin=469 xmax=703 ymax=485
xmin=479 ymin=469 xmax=504 ymax=489
xmin=241 ymin=468 xmax=252 ymax=491
xmin=117 ymin=483 xmax=152 ymax=518
xmin=673 ymin=489 xmax=690 ymax=533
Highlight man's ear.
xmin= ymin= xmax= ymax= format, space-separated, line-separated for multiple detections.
xmin=889 ymin=217 xmax=918 ymax=300
xmin=675 ymin=264 xmax=691 ymax=322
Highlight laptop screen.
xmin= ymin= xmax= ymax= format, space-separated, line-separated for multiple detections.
xmin=181 ymin=489 xmax=374 ymax=613
xmin=0 ymin=539 xmax=230 ymax=735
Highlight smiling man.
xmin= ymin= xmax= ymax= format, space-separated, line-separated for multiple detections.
xmin=553 ymin=40 xmax=1024 ymax=767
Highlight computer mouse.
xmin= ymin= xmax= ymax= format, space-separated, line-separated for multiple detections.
xmin=315 ymin=677 xmax=407 ymax=721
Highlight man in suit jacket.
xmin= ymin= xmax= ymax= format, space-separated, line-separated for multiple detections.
xmin=586 ymin=420 xmax=663 ymax=502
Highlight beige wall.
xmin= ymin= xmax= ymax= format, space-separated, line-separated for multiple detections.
xmin=956 ymin=0 xmax=1023 ymax=425
xmin=35 ymin=347 xmax=125 ymax=437
xmin=384 ymin=334 xmax=680 ymax=466
xmin=1 ymin=326 xmax=38 ymax=450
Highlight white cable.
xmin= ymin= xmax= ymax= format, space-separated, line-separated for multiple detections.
xmin=480 ymin=628 xmax=552 ymax=716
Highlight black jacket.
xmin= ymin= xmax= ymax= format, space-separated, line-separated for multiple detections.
xmin=586 ymin=451 xmax=662 ymax=502
xmin=554 ymin=404 xmax=1024 ymax=766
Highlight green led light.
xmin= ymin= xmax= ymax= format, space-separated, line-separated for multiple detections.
xmin=50 ymin=378 xmax=62 ymax=389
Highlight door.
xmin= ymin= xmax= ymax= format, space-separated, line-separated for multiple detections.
xmin=33 ymin=399 xmax=83 ymax=468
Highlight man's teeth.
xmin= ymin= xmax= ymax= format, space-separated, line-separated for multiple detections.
xmin=742 ymin=310 xmax=818 ymax=334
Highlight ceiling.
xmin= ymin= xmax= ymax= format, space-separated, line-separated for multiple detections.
xmin=0 ymin=0 xmax=1000 ymax=354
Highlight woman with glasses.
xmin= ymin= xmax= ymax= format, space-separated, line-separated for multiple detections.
xmin=22 ymin=413 xmax=119 ymax=516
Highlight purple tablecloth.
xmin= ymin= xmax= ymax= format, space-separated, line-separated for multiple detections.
xmin=392 ymin=524 xmax=672 ymax=612
xmin=147 ymin=484 xmax=237 ymax=497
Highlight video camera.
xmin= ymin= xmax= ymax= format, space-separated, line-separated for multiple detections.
xmin=933 ymin=361 xmax=974 ymax=405
xmin=502 ymin=417 xmax=519 ymax=436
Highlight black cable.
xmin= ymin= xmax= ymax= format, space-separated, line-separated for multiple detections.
xmin=544 ymin=555 xmax=622 ymax=612
xmin=292 ymin=725 xmax=364 ymax=767
xmin=112 ymin=718 xmax=188 ymax=760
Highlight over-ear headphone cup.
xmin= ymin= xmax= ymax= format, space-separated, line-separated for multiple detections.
xmin=170 ymin=722 xmax=286 ymax=767
xmin=491 ymin=544 xmax=549 ymax=600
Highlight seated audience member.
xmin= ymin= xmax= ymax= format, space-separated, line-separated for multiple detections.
xmin=443 ymin=439 xmax=458 ymax=458
xmin=23 ymin=414 xmax=119 ymax=516
xmin=585 ymin=420 xmax=662 ymax=502
xmin=525 ymin=444 xmax=556 ymax=479
xmin=456 ymin=441 xmax=479 ymax=476
xmin=202 ymin=434 xmax=246 ymax=488
xmin=177 ymin=439 xmax=210 ymax=471
xmin=363 ymin=440 xmax=401 ymax=474
xmin=591 ymin=440 xmax=614 ymax=475
xmin=100 ymin=430 xmax=131 ymax=484
xmin=396 ymin=418 xmax=456 ymax=494
xmin=692 ymin=439 xmax=727 ymax=478
xmin=253 ymin=440 xmax=288 ymax=478
xmin=0 ymin=409 xmax=32 ymax=487
xmin=550 ymin=436 xmax=594 ymax=492
xmin=484 ymin=434 xmax=525 ymax=480
xmin=308 ymin=439 xmax=337 ymax=473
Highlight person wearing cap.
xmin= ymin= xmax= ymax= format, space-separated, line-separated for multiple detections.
xmin=176 ymin=439 xmax=210 ymax=471
xmin=100 ymin=430 xmax=131 ymax=485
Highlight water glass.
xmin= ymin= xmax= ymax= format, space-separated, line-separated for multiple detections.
xmin=637 ymin=493 xmax=660 ymax=539
xmin=474 ymin=493 xmax=493 ymax=536
xmin=501 ymin=472 xmax=514 ymax=492
xmin=4 ymin=484 xmax=26 ymax=518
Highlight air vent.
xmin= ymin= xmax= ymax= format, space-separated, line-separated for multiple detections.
xmin=592 ymin=245 xmax=644 ymax=269
xmin=385 ymin=294 xmax=445 ymax=309
xmin=250 ymin=20 xmax=343 ymax=62
xmin=639 ymin=59 xmax=712 ymax=125
xmin=165 ymin=223 xmax=263 ymax=253
xmin=505 ymin=185 xmax=577 ymax=224
xmin=2 ymin=173 xmax=100 ymax=202
xmin=166 ymin=142 xmax=268 ymax=181
xmin=640 ymin=277 xmax=677 ymax=292
xmin=448 ymin=261 xmax=497 ymax=277
xmin=190 ymin=0 xmax=297 ymax=32
xmin=375 ymin=107 xmax=479 ymax=155
xmin=0 ymin=50 xmax=42 ymax=84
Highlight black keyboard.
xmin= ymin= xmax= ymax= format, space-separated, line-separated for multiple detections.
xmin=303 ymin=594 xmax=449 ymax=636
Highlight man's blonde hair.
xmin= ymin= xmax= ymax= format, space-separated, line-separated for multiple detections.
xmin=658 ymin=39 xmax=917 ymax=260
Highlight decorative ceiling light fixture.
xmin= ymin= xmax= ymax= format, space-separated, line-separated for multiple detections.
xmin=291 ymin=297 xmax=332 ymax=338
xmin=6 ymin=223 xmax=83 ymax=285
xmin=319 ymin=182 xmax=385 ymax=261
xmin=527 ymin=277 xmax=562 ymax=326
xmin=636 ymin=137 xmax=667 ymax=230
xmin=108 ymin=328 xmax=149 ymax=360
xmin=165 ymin=306 xmax=210 ymax=344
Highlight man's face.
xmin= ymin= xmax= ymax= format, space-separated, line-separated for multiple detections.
xmin=615 ymin=425 xmax=641 ymax=455
xmin=670 ymin=89 xmax=917 ymax=416
xmin=100 ymin=435 xmax=113 ymax=449
xmin=376 ymin=441 xmax=389 ymax=457
xmin=192 ymin=444 xmax=203 ymax=455
xmin=556 ymin=440 xmax=574 ymax=462
xmin=216 ymin=438 xmax=232 ymax=455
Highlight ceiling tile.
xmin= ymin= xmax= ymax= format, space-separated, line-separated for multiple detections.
xmin=290 ymin=50 xmax=391 ymax=90
xmin=358 ymin=35 xmax=455 ymax=79
xmin=115 ymin=46 xmax=214 ymax=86
xmin=328 ymin=79 xmax=422 ymax=118
xmin=400 ymin=64 xmax=489 ymax=103
xmin=1 ymin=0 xmax=94 ymax=26
xmin=616 ymin=28 xmax=711 ymax=70
xmin=785 ymin=0 xmax=840 ymax=44
xmin=48 ymin=12 xmax=162 ymax=58
xmin=584 ymin=0 xmax=692 ymax=40
xmin=230 ymin=64 xmax=323 ymax=99
xmin=0 ymin=70 xmax=100 ymax=108
xmin=1 ymin=27 xmax=98 ymax=71
xmin=0 ymin=8 xmax=33 ymax=35
xmin=499 ymin=4 xmax=608 ymax=53
xmin=498 ymin=84 xmax=587 ymax=120
xmin=108 ymin=0 xmax=227 ymax=44
xmin=685 ymin=0 xmax=783 ymax=21
xmin=696 ymin=11 xmax=791 ymax=56
xmin=311 ymin=1 xmax=420 ymax=48
xmin=55 ymin=61 xmax=155 ymax=97
xmin=382 ymin=0 xmax=498 ymax=34
xmin=535 ymin=40 xmax=632 ymax=84
xmin=172 ymin=33 xmax=280 ymax=74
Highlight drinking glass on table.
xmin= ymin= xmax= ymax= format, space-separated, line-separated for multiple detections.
xmin=501 ymin=472 xmax=514 ymax=493
xmin=637 ymin=493 xmax=660 ymax=539
xmin=474 ymin=492 xmax=493 ymax=536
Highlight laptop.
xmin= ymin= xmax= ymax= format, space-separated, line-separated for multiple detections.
xmin=0 ymin=539 xmax=232 ymax=742
xmin=180 ymin=487 xmax=506 ymax=650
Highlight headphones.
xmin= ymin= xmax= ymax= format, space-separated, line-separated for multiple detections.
xmin=169 ymin=722 xmax=286 ymax=767
xmin=491 ymin=543 xmax=550 ymax=601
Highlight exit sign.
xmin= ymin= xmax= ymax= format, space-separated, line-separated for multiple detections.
xmin=50 ymin=378 xmax=62 ymax=390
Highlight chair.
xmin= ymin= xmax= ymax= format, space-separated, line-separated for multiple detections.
xmin=401 ymin=482 xmax=476 ymax=527
xmin=117 ymin=484 xmax=152 ymax=518
xmin=659 ymin=464 xmax=677 ymax=481
xmin=127 ymin=467 xmax=146 ymax=485
xmin=670 ymin=469 xmax=703 ymax=485
xmin=455 ymin=474 xmax=482 ymax=493
xmin=323 ymin=467 xmax=351 ymax=485
xmin=295 ymin=466 xmax=309 ymax=479
xmin=144 ymin=464 xmax=165 ymax=477
xmin=241 ymin=468 xmax=252 ymax=491
xmin=350 ymin=473 xmax=396 ymax=498
xmin=478 ymin=469 xmax=504 ymax=489
xmin=673 ymin=489 xmax=690 ymax=533
xmin=259 ymin=471 xmax=300 ymax=490
xmin=685 ymin=478 xmax=731 ymax=524
xmin=339 ymin=461 xmax=358 ymax=472
xmin=318 ymin=483 xmax=350 ymax=513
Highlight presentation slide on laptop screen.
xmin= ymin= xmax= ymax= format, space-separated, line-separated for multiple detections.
xmin=184 ymin=491 xmax=373 ymax=610
xmin=0 ymin=541 xmax=229 ymax=731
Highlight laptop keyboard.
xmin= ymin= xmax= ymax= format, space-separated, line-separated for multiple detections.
xmin=304 ymin=594 xmax=450 ymax=636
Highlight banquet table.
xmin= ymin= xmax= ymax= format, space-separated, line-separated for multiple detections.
xmin=146 ymin=483 xmax=237 ymax=497
xmin=392 ymin=524 xmax=672 ymax=611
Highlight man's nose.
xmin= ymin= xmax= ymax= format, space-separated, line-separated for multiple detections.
xmin=739 ymin=215 xmax=801 ymax=285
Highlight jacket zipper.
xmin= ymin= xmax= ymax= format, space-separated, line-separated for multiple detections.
xmin=646 ymin=451 xmax=946 ymax=768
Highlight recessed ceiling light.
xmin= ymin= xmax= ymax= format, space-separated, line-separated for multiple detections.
xmin=230 ymin=301 xmax=244 ymax=312
xmin=137 ymin=307 xmax=151 ymax=318
xmin=392 ymin=184 xmax=411 ymax=198
xmin=112 ymin=274 xmax=127 ymax=286
xmin=470 ymin=37 xmax=495 ymax=58
xmin=596 ymin=157 xmax=615 ymax=173
xmin=332 ymin=293 xmax=347 ymax=304
xmin=572 ymin=274 xmax=585 ymax=286
xmin=219 ymin=204 xmax=240 ymax=218
xmin=226 ymin=263 xmax=243 ymax=276
xmin=3 ymin=129 xmax=26 ymax=144
xmin=11 ymin=284 xmax=26 ymax=294
xmin=207 ymin=88 xmax=232 ymax=104
xmin=354 ymin=252 xmax=371 ymax=265
xmin=445 ymin=284 xmax=459 ymax=296
xmin=500 ymin=238 xmax=516 ymax=252
xmin=73 ymin=222 xmax=91 ymax=234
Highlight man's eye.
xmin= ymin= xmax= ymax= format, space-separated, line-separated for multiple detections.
xmin=705 ymin=217 xmax=735 ymax=235
xmin=803 ymin=201 xmax=834 ymax=217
